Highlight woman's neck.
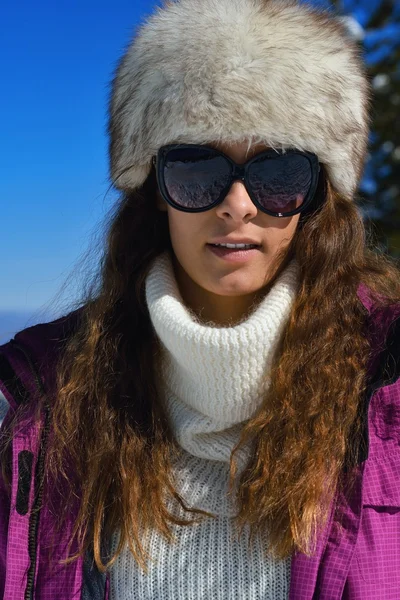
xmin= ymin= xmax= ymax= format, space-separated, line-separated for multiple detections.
xmin=172 ymin=255 xmax=270 ymax=326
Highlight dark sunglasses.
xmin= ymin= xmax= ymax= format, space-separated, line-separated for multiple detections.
xmin=154 ymin=143 xmax=321 ymax=217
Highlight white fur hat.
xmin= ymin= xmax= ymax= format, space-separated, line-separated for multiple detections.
xmin=108 ymin=0 xmax=372 ymax=200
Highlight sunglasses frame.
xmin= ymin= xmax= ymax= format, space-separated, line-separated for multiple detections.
xmin=154 ymin=143 xmax=321 ymax=218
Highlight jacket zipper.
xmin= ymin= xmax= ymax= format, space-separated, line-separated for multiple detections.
xmin=10 ymin=339 xmax=51 ymax=600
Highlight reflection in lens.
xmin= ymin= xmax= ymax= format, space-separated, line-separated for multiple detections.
xmin=248 ymin=154 xmax=311 ymax=214
xmin=164 ymin=151 xmax=231 ymax=209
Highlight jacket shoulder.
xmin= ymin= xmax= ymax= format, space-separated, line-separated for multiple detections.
xmin=366 ymin=301 xmax=400 ymax=389
xmin=0 ymin=306 xmax=85 ymax=411
xmin=4 ymin=306 xmax=84 ymax=358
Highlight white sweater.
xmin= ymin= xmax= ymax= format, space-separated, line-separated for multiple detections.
xmin=109 ymin=251 xmax=299 ymax=599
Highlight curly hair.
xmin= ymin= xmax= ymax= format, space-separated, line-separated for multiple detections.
xmin=2 ymin=164 xmax=400 ymax=574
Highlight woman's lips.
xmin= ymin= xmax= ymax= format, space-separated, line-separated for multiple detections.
xmin=206 ymin=244 xmax=261 ymax=262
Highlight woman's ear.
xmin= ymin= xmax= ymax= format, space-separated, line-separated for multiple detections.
xmin=156 ymin=189 xmax=168 ymax=212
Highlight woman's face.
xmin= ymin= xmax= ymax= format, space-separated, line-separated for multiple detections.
xmin=156 ymin=140 xmax=301 ymax=309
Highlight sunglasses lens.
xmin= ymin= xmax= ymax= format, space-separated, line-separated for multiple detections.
xmin=163 ymin=147 xmax=231 ymax=209
xmin=248 ymin=153 xmax=312 ymax=214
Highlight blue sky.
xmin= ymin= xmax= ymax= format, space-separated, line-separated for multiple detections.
xmin=1 ymin=0 xmax=159 ymax=318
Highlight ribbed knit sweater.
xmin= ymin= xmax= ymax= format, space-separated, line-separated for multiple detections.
xmin=109 ymin=251 xmax=299 ymax=599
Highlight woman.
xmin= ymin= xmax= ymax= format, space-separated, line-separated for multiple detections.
xmin=1 ymin=0 xmax=400 ymax=598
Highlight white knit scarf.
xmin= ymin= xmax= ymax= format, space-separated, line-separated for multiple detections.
xmin=145 ymin=251 xmax=299 ymax=465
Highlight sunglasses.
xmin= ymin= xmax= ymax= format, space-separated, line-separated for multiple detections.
xmin=154 ymin=144 xmax=321 ymax=217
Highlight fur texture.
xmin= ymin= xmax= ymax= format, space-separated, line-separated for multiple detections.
xmin=108 ymin=0 xmax=372 ymax=199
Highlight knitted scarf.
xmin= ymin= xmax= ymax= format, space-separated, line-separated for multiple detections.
xmin=145 ymin=251 xmax=299 ymax=465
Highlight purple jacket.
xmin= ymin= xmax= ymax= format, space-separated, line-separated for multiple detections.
xmin=0 ymin=287 xmax=399 ymax=600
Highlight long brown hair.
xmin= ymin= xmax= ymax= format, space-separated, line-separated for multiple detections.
xmin=3 ymin=165 xmax=400 ymax=573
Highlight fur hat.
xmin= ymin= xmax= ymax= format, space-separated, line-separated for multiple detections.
xmin=108 ymin=0 xmax=372 ymax=200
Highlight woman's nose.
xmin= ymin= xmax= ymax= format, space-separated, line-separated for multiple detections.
xmin=214 ymin=181 xmax=258 ymax=223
